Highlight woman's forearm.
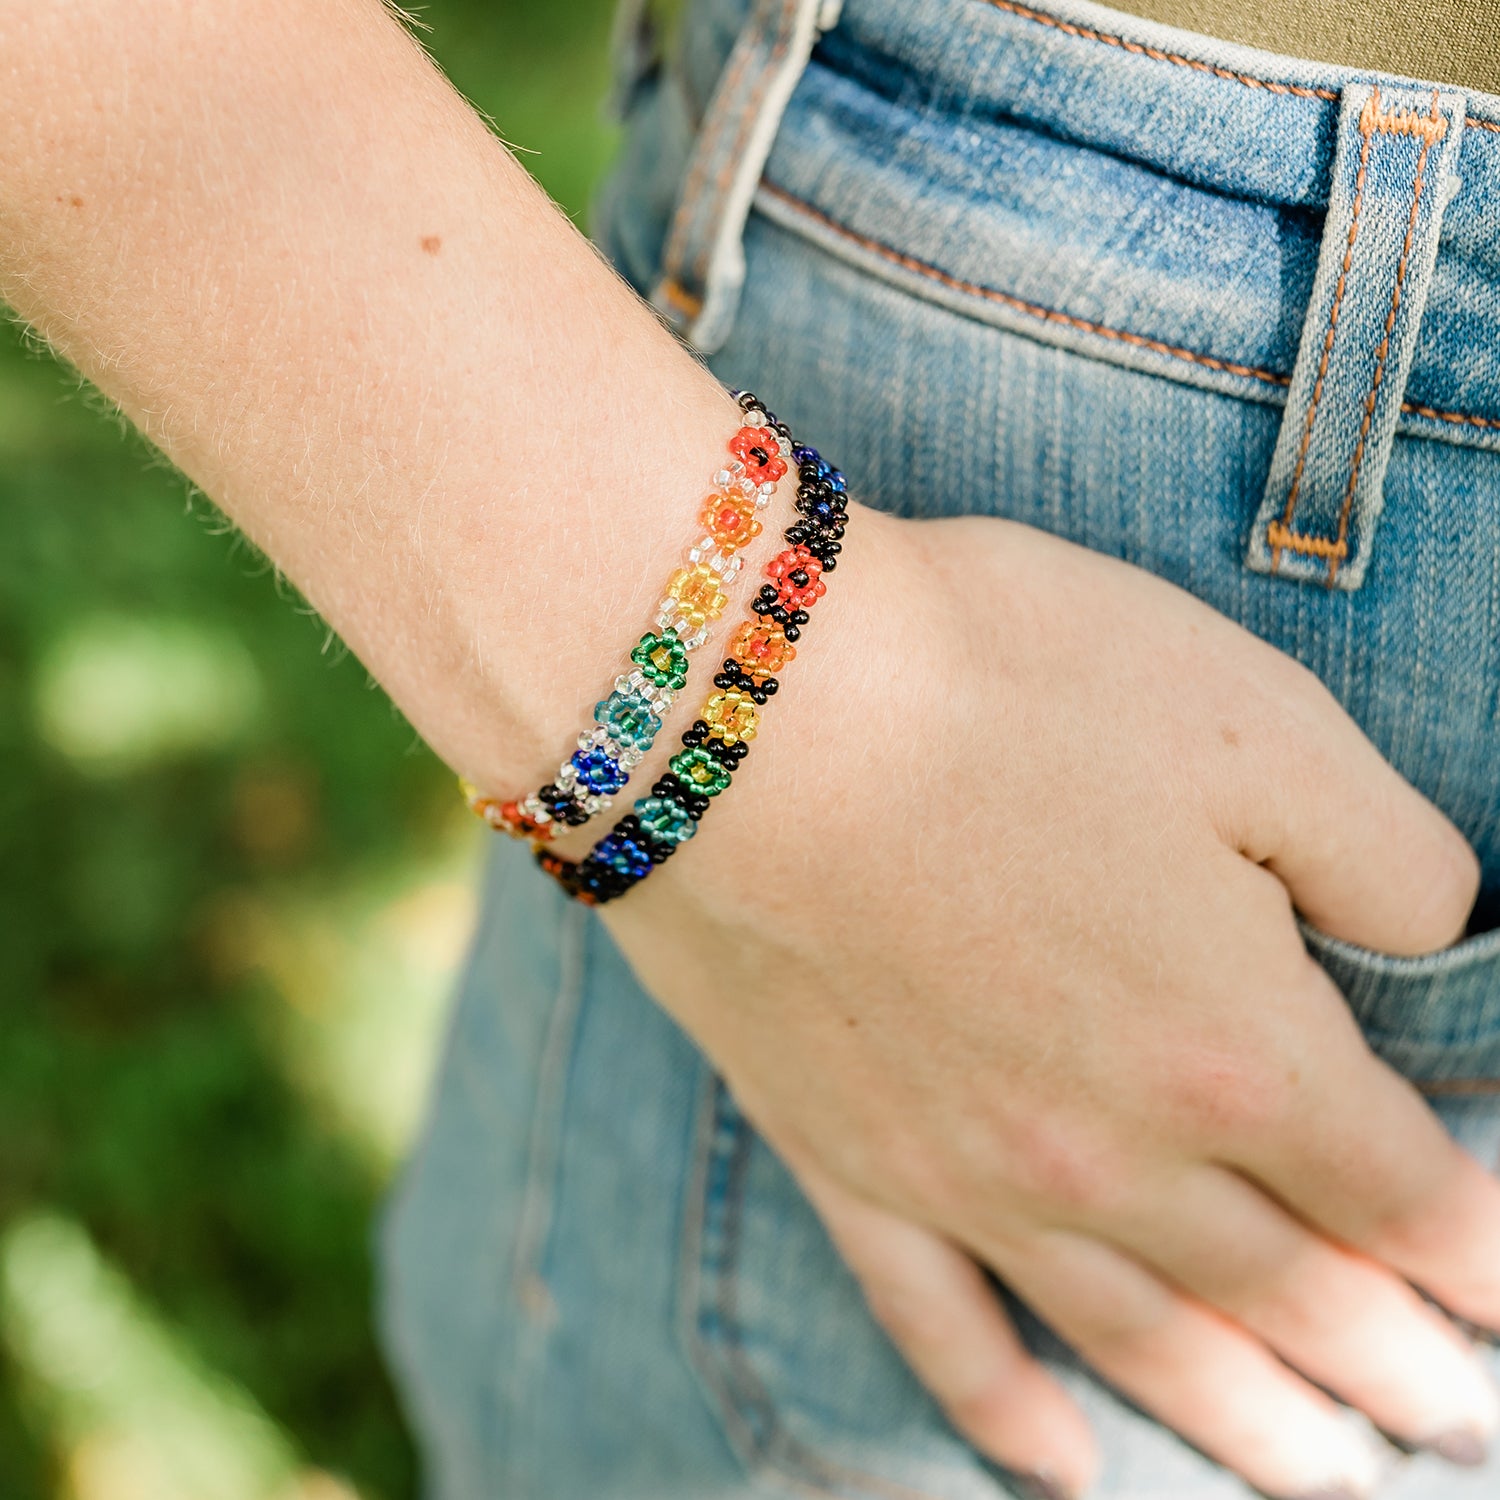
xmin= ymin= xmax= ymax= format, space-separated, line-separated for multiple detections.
xmin=0 ymin=0 xmax=742 ymax=795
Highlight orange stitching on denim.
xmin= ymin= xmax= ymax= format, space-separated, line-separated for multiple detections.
xmin=657 ymin=275 xmax=705 ymax=317
xmin=978 ymin=0 xmax=1340 ymax=99
xmin=1420 ymin=1076 xmax=1500 ymax=1095
xmin=1364 ymin=86 xmax=1450 ymax=142
xmin=1325 ymin=89 xmax=1444 ymax=582
xmin=755 ymin=180 xmax=1500 ymax=437
xmin=691 ymin=0 xmax=801 ymax=286
xmin=758 ymin=179 xmax=1292 ymax=384
xmin=1265 ymin=521 xmax=1347 ymax=560
xmin=1403 ymin=400 xmax=1500 ymax=430
xmin=975 ymin=0 xmax=1500 ymax=136
xmin=1269 ymin=91 xmax=1377 ymax=571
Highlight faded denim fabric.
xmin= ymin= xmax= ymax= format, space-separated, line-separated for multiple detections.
xmin=377 ymin=1 xmax=1500 ymax=1495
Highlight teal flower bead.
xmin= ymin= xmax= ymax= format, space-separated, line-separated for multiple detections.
xmin=630 ymin=629 xmax=690 ymax=691
xmin=668 ymin=746 xmax=732 ymax=797
xmin=634 ymin=795 xmax=696 ymax=846
xmin=595 ymin=687 xmax=662 ymax=751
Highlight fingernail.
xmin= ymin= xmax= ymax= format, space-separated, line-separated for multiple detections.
xmin=1014 ymin=1470 xmax=1074 ymax=1500
xmin=1424 ymin=1427 xmax=1489 ymax=1467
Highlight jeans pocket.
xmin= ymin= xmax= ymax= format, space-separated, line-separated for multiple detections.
xmin=682 ymin=1076 xmax=1024 ymax=1500
xmin=1301 ymin=919 xmax=1500 ymax=1088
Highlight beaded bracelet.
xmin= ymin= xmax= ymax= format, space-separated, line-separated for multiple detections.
xmin=461 ymin=404 xmax=793 ymax=841
xmin=534 ymin=391 xmax=848 ymax=905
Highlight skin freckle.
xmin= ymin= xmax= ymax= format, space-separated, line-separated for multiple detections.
xmin=1220 ymin=725 xmax=1241 ymax=747
xmin=420 ymin=234 xmax=442 ymax=255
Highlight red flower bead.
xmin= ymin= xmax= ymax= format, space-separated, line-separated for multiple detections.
xmin=728 ymin=426 xmax=788 ymax=484
xmin=765 ymin=545 xmax=826 ymax=611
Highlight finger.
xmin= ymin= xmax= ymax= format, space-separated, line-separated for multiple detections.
xmin=1113 ymin=1164 xmax=1498 ymax=1461
xmin=1227 ymin=660 xmax=1478 ymax=954
xmin=989 ymin=1227 xmax=1386 ymax=1500
xmin=1230 ymin=985 xmax=1500 ymax=1335
xmin=798 ymin=1163 xmax=1098 ymax=1499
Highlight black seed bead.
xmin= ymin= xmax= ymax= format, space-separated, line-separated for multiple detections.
xmin=729 ymin=740 xmax=750 ymax=762
xmin=761 ymin=677 xmax=778 ymax=695
xmin=784 ymin=622 xmax=801 ymax=642
xmin=559 ymin=801 xmax=591 ymax=826
xmin=736 ymin=390 xmax=760 ymax=412
xmin=789 ymin=569 xmax=809 ymax=587
xmin=758 ymin=583 xmax=779 ymax=602
xmin=819 ymin=555 xmax=837 ymax=572
xmin=650 ymin=775 xmax=685 ymax=804
xmin=790 ymin=609 xmax=810 ymax=626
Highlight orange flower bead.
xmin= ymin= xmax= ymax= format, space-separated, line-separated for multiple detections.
xmin=700 ymin=490 xmax=763 ymax=553
xmin=703 ymin=688 xmax=759 ymax=745
xmin=728 ymin=619 xmax=795 ymax=683
xmin=665 ymin=562 xmax=730 ymax=631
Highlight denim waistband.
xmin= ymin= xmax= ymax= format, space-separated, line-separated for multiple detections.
xmin=815 ymin=0 xmax=1500 ymax=209
xmin=664 ymin=0 xmax=1500 ymax=463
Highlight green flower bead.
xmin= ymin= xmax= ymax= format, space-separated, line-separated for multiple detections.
xmin=630 ymin=629 xmax=690 ymax=691
xmin=668 ymin=746 xmax=732 ymax=797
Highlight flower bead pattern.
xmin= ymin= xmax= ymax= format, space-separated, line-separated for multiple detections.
xmin=669 ymin=746 xmax=733 ymax=797
xmin=629 ymin=629 xmax=690 ymax=691
xmin=570 ymin=745 xmax=629 ymax=796
xmin=595 ymin=687 xmax=662 ymax=751
xmin=703 ymin=688 xmax=759 ymax=746
xmin=634 ymin=795 xmax=697 ymax=846
xmin=728 ymin=619 xmax=795 ymax=683
xmin=701 ymin=490 xmax=763 ymax=553
xmin=595 ymin=830 xmax=655 ymax=879
xmin=765 ymin=545 xmax=826 ymax=612
xmin=665 ymin=563 xmax=730 ymax=632
xmin=729 ymin=425 xmax=788 ymax=485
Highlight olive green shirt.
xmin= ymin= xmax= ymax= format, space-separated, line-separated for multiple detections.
xmin=1108 ymin=0 xmax=1499 ymax=95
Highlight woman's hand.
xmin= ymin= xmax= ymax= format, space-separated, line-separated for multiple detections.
xmin=602 ymin=507 xmax=1500 ymax=1500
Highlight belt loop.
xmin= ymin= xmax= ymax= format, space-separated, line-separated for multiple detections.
xmin=650 ymin=0 xmax=842 ymax=353
xmin=1245 ymin=82 xmax=1466 ymax=590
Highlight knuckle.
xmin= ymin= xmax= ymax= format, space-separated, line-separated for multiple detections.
xmin=1157 ymin=1040 xmax=1303 ymax=1142
xmin=1003 ymin=1118 xmax=1129 ymax=1218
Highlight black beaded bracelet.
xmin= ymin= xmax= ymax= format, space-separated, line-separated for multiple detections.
xmin=537 ymin=391 xmax=848 ymax=905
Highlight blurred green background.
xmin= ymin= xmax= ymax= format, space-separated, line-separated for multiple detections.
xmin=0 ymin=4 xmax=622 ymax=1497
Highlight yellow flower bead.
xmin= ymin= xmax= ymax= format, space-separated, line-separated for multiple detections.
xmin=703 ymin=688 xmax=759 ymax=745
xmin=665 ymin=563 xmax=729 ymax=631
xmin=700 ymin=491 xmax=763 ymax=554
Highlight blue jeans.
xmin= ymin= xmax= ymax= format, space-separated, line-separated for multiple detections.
xmin=377 ymin=0 xmax=1500 ymax=1494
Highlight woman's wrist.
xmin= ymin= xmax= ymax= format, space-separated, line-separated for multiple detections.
xmin=0 ymin=0 xmax=755 ymax=802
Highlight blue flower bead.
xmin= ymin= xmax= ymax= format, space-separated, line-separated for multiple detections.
xmin=570 ymin=745 xmax=629 ymax=795
xmin=595 ymin=831 xmax=654 ymax=879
